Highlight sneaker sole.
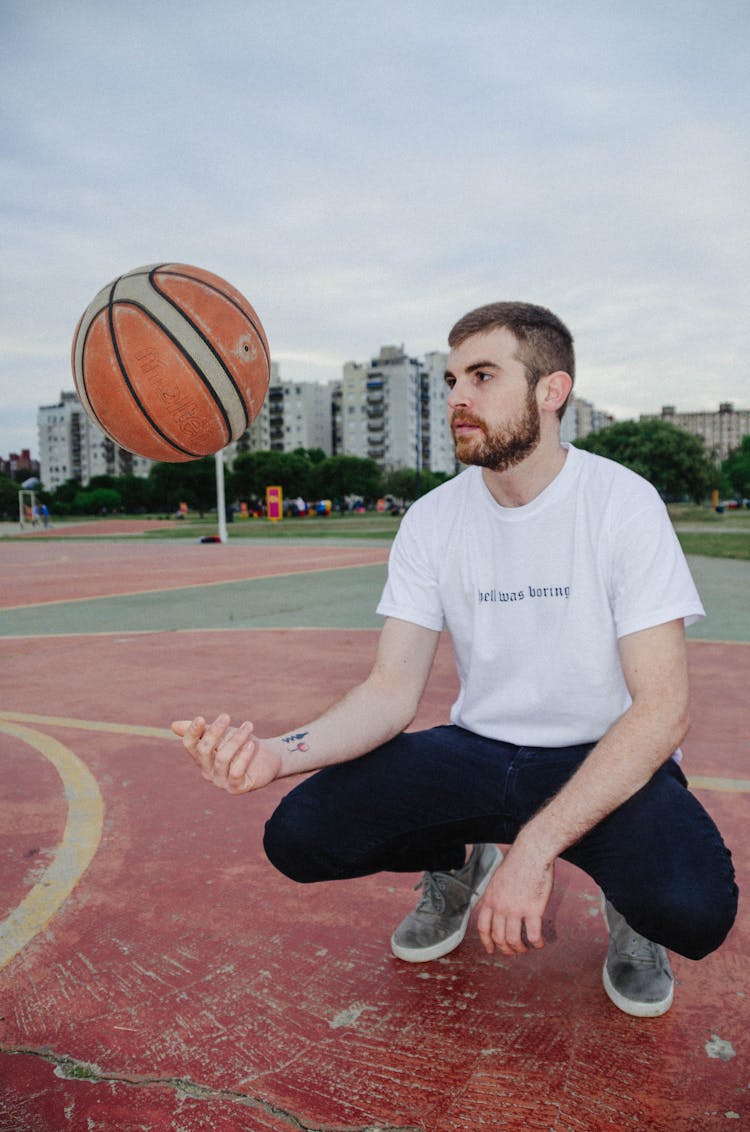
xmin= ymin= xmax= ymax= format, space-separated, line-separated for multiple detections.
xmin=390 ymin=846 xmax=503 ymax=963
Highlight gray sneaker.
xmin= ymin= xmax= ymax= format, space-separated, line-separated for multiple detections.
xmin=391 ymin=844 xmax=503 ymax=962
xmin=601 ymin=895 xmax=674 ymax=1017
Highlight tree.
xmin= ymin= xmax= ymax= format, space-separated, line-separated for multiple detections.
xmin=720 ymin=435 xmax=750 ymax=498
xmin=72 ymin=487 xmax=122 ymax=514
xmin=574 ymin=419 xmax=716 ymax=502
xmin=308 ymin=455 xmax=383 ymax=502
xmin=0 ymin=473 xmax=19 ymax=518
xmin=149 ymin=457 xmax=218 ymax=514
xmin=382 ymin=468 xmax=452 ymax=504
xmin=115 ymin=474 xmax=155 ymax=513
xmin=230 ymin=450 xmax=314 ymax=501
xmin=48 ymin=477 xmax=83 ymax=516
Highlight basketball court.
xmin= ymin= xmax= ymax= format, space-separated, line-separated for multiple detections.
xmin=1 ymin=527 xmax=747 ymax=1131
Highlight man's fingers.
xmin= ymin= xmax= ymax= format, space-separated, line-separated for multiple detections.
xmin=499 ymin=918 xmax=529 ymax=955
xmin=193 ymin=713 xmax=231 ymax=769
xmin=171 ymin=713 xmax=272 ymax=795
xmin=226 ymin=736 xmax=257 ymax=793
xmin=477 ymin=905 xmax=497 ymax=954
xmin=523 ymin=914 xmax=545 ymax=950
xmin=477 ymin=907 xmax=545 ymax=956
xmin=214 ymin=721 xmax=254 ymax=776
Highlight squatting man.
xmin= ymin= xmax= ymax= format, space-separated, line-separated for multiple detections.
xmin=174 ymin=301 xmax=737 ymax=1018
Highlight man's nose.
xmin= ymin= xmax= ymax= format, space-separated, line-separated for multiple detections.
xmin=447 ymin=378 xmax=471 ymax=409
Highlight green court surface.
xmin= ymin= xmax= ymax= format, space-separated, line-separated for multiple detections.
xmin=0 ymin=563 xmax=388 ymax=636
xmin=1 ymin=554 xmax=748 ymax=642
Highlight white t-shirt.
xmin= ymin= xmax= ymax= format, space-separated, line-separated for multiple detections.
xmin=377 ymin=445 xmax=704 ymax=747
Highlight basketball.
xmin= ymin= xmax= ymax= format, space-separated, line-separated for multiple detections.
xmin=71 ymin=263 xmax=271 ymax=462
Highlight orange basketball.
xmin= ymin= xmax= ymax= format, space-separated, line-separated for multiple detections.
xmin=71 ymin=263 xmax=271 ymax=462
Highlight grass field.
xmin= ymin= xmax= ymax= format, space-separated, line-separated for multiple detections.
xmin=674 ymin=531 xmax=750 ymax=560
xmin=144 ymin=512 xmax=403 ymax=540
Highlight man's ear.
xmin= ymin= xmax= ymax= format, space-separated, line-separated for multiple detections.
xmin=538 ymin=371 xmax=573 ymax=414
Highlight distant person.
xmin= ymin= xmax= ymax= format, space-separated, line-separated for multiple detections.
xmin=173 ymin=302 xmax=737 ymax=1018
xmin=40 ymin=502 xmax=50 ymax=528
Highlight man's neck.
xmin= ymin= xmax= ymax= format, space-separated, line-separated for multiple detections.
xmin=481 ymin=439 xmax=568 ymax=508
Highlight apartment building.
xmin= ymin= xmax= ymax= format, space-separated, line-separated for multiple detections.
xmin=341 ymin=346 xmax=456 ymax=475
xmin=240 ymin=363 xmax=333 ymax=456
xmin=341 ymin=346 xmax=420 ymax=471
xmin=560 ymin=396 xmax=615 ymax=444
xmin=641 ymin=403 xmax=749 ymax=463
xmin=1 ymin=449 xmax=39 ymax=479
xmin=38 ymin=390 xmax=152 ymax=490
xmin=420 ymin=351 xmax=457 ymax=474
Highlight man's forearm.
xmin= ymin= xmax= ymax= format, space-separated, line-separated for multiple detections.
xmin=265 ymin=616 xmax=441 ymax=777
xmin=515 ymin=697 xmax=690 ymax=865
xmin=266 ymin=675 xmax=416 ymax=778
xmin=172 ymin=617 xmax=441 ymax=798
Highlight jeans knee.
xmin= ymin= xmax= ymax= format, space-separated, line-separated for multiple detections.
xmin=263 ymin=794 xmax=335 ymax=884
xmin=263 ymin=803 xmax=309 ymax=883
xmin=653 ymin=883 xmax=738 ymax=960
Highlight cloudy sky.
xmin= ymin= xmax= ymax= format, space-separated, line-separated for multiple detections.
xmin=1 ymin=0 xmax=748 ymax=459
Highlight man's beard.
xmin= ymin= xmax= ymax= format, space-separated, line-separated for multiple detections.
xmin=451 ymin=387 xmax=541 ymax=472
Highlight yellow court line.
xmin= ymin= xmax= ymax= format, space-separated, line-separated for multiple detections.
xmin=687 ymin=776 xmax=750 ymax=793
xmin=2 ymin=712 xmax=749 ymax=795
xmin=0 ymin=710 xmax=173 ymax=740
xmin=0 ymin=559 xmax=388 ymax=613
xmin=0 ymin=720 xmax=105 ymax=972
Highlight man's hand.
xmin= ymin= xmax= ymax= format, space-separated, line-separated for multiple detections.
xmin=476 ymin=843 xmax=555 ymax=956
xmin=171 ymin=714 xmax=282 ymax=794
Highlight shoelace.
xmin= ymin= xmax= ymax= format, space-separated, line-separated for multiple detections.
xmin=414 ymin=871 xmax=446 ymax=913
xmin=618 ymin=930 xmax=662 ymax=966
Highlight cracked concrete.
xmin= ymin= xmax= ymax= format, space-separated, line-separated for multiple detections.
xmin=2 ymin=1047 xmax=422 ymax=1132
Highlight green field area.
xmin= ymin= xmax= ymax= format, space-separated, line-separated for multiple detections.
xmin=145 ymin=512 xmax=403 ymax=540
xmin=3 ymin=504 xmax=750 ymax=559
xmin=675 ymin=531 xmax=750 ymax=561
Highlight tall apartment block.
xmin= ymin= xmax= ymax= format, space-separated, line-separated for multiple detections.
xmin=341 ymin=346 xmax=456 ymax=475
xmin=240 ymin=363 xmax=333 ymax=456
xmin=421 ymin=351 xmax=455 ymax=474
xmin=38 ymin=390 xmax=152 ymax=490
xmin=560 ymin=397 xmax=615 ymax=444
xmin=640 ymin=403 xmax=749 ymax=463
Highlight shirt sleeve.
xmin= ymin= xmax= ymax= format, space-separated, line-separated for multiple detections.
xmin=376 ymin=503 xmax=446 ymax=631
xmin=610 ymin=500 xmax=705 ymax=638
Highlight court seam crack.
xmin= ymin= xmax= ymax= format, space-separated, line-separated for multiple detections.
xmin=2 ymin=1046 xmax=424 ymax=1132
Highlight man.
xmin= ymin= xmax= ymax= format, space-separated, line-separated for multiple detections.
xmin=173 ymin=302 xmax=737 ymax=1018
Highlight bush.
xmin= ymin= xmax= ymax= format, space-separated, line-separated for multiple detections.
xmin=72 ymin=487 xmax=122 ymax=514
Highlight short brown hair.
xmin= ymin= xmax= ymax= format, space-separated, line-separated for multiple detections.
xmin=448 ymin=302 xmax=575 ymax=418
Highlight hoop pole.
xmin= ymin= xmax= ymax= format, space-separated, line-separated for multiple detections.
xmin=215 ymin=450 xmax=228 ymax=543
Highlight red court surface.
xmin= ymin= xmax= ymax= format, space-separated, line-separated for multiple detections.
xmin=0 ymin=540 xmax=389 ymax=609
xmin=17 ymin=519 xmax=181 ymax=538
xmin=1 ymin=544 xmax=748 ymax=1131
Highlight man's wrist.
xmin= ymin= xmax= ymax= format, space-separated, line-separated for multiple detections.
xmin=270 ymin=730 xmax=312 ymax=776
xmin=513 ymin=820 xmax=560 ymax=867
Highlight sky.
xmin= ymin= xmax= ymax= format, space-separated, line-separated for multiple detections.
xmin=1 ymin=0 xmax=748 ymax=459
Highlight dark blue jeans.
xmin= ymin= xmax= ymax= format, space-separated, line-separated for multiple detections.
xmin=263 ymin=725 xmax=738 ymax=960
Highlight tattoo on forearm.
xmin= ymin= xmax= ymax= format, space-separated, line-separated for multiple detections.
xmin=282 ymin=731 xmax=309 ymax=754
